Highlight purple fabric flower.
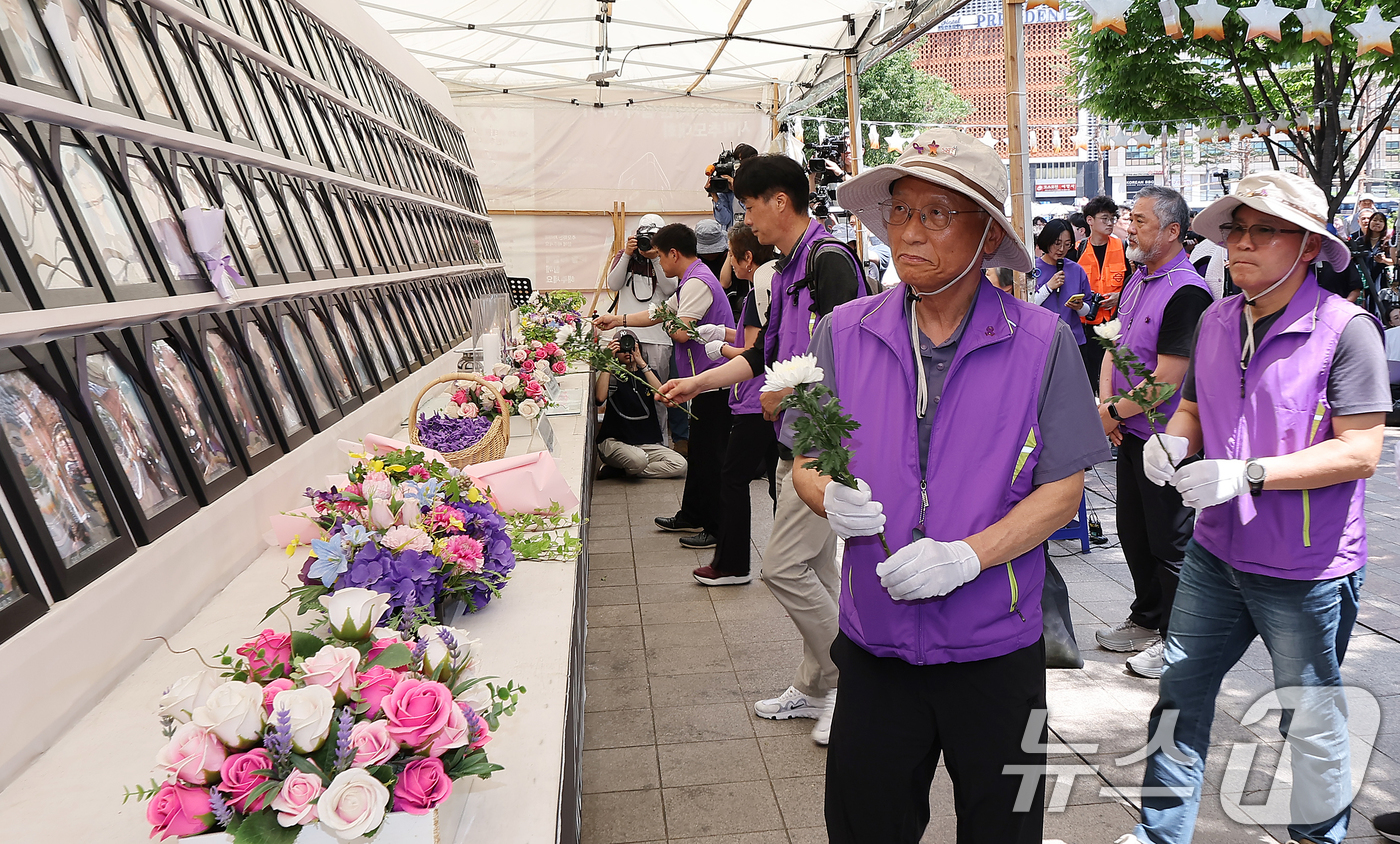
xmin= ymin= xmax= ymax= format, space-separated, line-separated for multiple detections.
xmin=444 ymin=500 xmax=516 ymax=609
xmin=417 ymin=414 xmax=493 ymax=452
xmin=377 ymin=548 xmax=446 ymax=617
xmin=335 ymin=542 xmax=393 ymax=589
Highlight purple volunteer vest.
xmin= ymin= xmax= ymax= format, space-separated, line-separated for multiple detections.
xmin=829 ymin=282 xmax=1061 ymax=665
xmin=1193 ymin=275 xmax=1374 ymax=580
xmin=764 ymin=218 xmax=831 ymax=367
xmin=672 ymin=260 xmax=735 ymax=379
xmin=730 ymin=294 xmax=765 ymax=414
xmin=1110 ymin=250 xmax=1211 ymax=440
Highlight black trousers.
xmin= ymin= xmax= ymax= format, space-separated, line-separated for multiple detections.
xmin=1116 ymin=432 xmax=1194 ymax=634
xmin=825 ymin=633 xmax=1047 ymax=844
xmin=711 ymin=412 xmax=778 ymax=575
xmin=1081 ymin=337 xmax=1106 ymax=395
xmin=677 ymin=390 xmax=732 ymax=535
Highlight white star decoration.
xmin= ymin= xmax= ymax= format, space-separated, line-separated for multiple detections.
xmin=1293 ymin=0 xmax=1336 ymax=46
xmin=1238 ymin=0 xmax=1292 ymax=42
xmin=1083 ymin=0 xmax=1133 ymax=35
xmin=1159 ymin=0 xmax=1184 ymax=38
xmin=1347 ymin=6 xmax=1399 ymax=56
xmin=1186 ymin=0 xmax=1231 ymax=40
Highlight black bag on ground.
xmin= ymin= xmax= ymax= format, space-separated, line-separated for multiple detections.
xmin=1042 ymin=545 xmax=1084 ymax=669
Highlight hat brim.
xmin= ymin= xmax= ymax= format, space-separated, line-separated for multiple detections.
xmin=836 ymin=164 xmax=1033 ymax=272
xmin=1192 ymin=195 xmax=1350 ymax=269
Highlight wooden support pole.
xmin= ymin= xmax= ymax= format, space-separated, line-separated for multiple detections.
xmin=771 ymin=83 xmax=781 ymax=143
xmin=844 ymin=54 xmax=865 ymax=264
xmin=1003 ymin=0 xmax=1031 ymax=299
xmin=588 ymin=201 xmax=625 ymax=315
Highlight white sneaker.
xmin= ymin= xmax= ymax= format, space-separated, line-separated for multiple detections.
xmin=754 ymin=686 xmax=823 ymax=720
xmin=1127 ymin=638 xmax=1166 ymax=679
xmin=1096 ymin=618 xmax=1160 ymax=652
xmin=811 ymin=689 xmax=837 ymax=746
xmin=1114 ymin=835 xmax=1146 ymax=844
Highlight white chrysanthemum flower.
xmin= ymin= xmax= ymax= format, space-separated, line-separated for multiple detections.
xmin=760 ymin=354 xmax=824 ymax=392
xmin=1094 ymin=319 xmax=1123 ymax=343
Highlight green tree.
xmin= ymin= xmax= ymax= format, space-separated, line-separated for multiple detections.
xmin=805 ymin=47 xmax=972 ymax=167
xmin=1065 ymin=1 xmax=1400 ymax=217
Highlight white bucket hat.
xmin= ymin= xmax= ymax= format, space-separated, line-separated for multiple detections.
xmin=836 ymin=128 xmax=1032 ymax=272
xmin=1192 ymin=171 xmax=1349 ymax=269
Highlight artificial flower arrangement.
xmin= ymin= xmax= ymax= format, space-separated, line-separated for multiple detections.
xmin=281 ymin=447 xmax=516 ymax=621
xmin=459 ymin=362 xmax=555 ymax=424
xmin=134 ymin=588 xmax=523 ymax=843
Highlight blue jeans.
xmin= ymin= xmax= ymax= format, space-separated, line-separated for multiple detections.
xmin=1135 ymin=540 xmax=1363 ymax=844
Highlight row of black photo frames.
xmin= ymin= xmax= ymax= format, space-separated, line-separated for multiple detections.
xmin=0 ymin=274 xmax=490 ymax=641
xmin=0 ymin=117 xmax=498 ymax=317
xmin=0 ymin=0 xmax=484 ymax=213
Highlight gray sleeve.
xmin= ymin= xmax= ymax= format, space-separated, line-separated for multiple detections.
xmin=1033 ymin=321 xmax=1114 ymax=484
xmin=779 ymin=316 xmax=837 ymax=450
xmin=1328 ymin=315 xmax=1392 ymax=416
xmin=605 ymin=252 xmax=628 ymax=291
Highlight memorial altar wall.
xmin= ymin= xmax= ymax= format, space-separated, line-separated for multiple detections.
xmin=0 ymin=0 xmax=511 ymax=789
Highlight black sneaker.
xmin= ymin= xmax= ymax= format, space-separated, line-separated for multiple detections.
xmin=655 ymin=514 xmax=702 ymax=532
xmin=679 ymin=531 xmax=717 ymax=549
xmin=693 ymin=565 xmax=752 ymax=586
xmin=597 ymin=463 xmax=627 ymax=480
xmin=1376 ymin=812 xmax=1400 ymax=842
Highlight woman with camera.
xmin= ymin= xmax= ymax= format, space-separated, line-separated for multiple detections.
xmin=1356 ymin=212 xmax=1395 ymax=306
xmin=595 ymin=333 xmax=686 ymax=480
xmin=1030 ymin=219 xmax=1095 ymax=381
xmin=605 ymin=213 xmax=681 ymax=432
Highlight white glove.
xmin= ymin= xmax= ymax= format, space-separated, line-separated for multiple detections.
xmin=875 ymin=539 xmax=981 ymax=601
xmin=1144 ymin=434 xmax=1191 ymax=487
xmin=704 ymin=340 xmax=726 ymax=361
xmin=823 ymin=479 xmax=886 ymax=539
xmin=696 ymin=324 xmax=728 ymax=343
xmin=1170 ymin=459 xmax=1249 ymax=510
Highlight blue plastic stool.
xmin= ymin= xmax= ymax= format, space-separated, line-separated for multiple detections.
xmin=1048 ymin=491 xmax=1091 ymax=553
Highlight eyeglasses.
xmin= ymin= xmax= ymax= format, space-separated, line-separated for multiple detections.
xmin=1092 ymin=214 xmax=1116 ymax=224
xmin=1219 ymin=223 xmax=1305 ymax=244
xmin=878 ymin=200 xmax=986 ymax=231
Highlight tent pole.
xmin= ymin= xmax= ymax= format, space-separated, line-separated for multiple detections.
xmin=1003 ymin=0 xmax=1031 ymax=299
xmin=844 ymin=54 xmax=865 ymax=264
xmin=588 ymin=201 xmax=623 ymax=315
xmin=771 ymin=83 xmax=781 ymax=142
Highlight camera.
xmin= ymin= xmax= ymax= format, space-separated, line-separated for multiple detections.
xmin=806 ymin=134 xmax=849 ymax=186
xmin=635 ymin=223 xmax=659 ymax=253
xmin=1083 ymin=291 xmax=1106 ymax=321
xmin=617 ymin=332 xmax=637 ymax=354
xmin=706 ymin=149 xmax=739 ymax=193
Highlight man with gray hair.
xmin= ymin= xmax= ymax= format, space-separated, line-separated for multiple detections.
xmin=1095 ymin=185 xmax=1215 ymax=678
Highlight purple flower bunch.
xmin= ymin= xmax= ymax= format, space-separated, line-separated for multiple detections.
xmin=416 ymin=413 xmax=493 ymax=453
xmin=442 ymin=499 xmax=515 ymax=610
xmin=331 ymin=541 xmax=446 ymax=619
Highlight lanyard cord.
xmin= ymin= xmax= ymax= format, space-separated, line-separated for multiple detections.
xmin=906 ymin=218 xmax=994 ymax=419
xmin=907 ymin=219 xmax=992 ymax=301
xmin=1241 ymin=239 xmax=1306 ymax=370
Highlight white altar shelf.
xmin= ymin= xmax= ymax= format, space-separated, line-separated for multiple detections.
xmin=0 ymin=372 xmax=591 ymax=844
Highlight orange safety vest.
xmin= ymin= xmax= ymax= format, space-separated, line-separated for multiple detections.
xmin=1076 ymin=237 xmax=1129 ymax=325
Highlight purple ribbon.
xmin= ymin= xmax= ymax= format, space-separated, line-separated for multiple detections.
xmin=199 ymin=252 xmax=247 ymax=301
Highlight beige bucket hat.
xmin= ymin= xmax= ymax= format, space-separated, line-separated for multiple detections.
xmin=836 ymin=128 xmax=1032 ymax=272
xmin=1191 ymin=171 xmax=1350 ymax=269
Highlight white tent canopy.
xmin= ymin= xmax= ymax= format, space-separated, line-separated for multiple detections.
xmin=362 ymin=0 xmax=970 ymax=113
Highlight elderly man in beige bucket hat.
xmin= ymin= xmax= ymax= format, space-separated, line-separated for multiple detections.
xmin=1117 ymin=171 xmax=1390 ymax=844
xmin=786 ymin=128 xmax=1110 ymax=842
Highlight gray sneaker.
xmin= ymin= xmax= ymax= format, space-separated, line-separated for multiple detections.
xmin=1096 ymin=618 xmax=1160 ymax=652
xmin=1127 ymin=639 xmax=1166 ymax=678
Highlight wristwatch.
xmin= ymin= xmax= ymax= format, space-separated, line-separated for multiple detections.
xmin=1245 ymin=459 xmax=1266 ymax=497
xmin=1106 ymin=402 xmax=1121 ymax=421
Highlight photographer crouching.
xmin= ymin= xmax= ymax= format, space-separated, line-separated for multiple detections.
xmin=595 ymin=332 xmax=686 ymax=480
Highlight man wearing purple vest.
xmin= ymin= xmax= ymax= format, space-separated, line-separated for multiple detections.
xmin=594 ymin=224 xmax=737 ymax=545
xmin=659 ymin=154 xmax=864 ymax=745
xmin=1117 ymin=173 xmax=1389 ymax=844
xmin=1094 ymin=186 xmax=1215 ymax=679
xmin=791 ymin=129 xmax=1110 ymax=842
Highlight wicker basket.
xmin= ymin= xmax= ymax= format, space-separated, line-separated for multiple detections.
xmin=408 ymin=374 xmax=510 ymax=468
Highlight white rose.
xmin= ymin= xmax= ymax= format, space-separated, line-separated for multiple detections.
xmin=517 ymin=399 xmax=540 ymax=419
xmin=760 ymin=354 xmax=825 ymax=392
xmin=317 ymin=768 xmax=390 ymax=841
xmin=490 ymin=362 xmax=512 ymax=378
xmin=371 ymin=626 xmax=403 ymax=643
xmin=191 ymin=681 xmax=266 ymax=749
xmin=272 ymin=685 xmax=336 ymax=754
xmin=1094 ymin=318 xmax=1123 ymax=343
xmin=443 ymin=403 xmax=464 ymax=419
xmin=455 ymin=681 xmax=493 ymax=715
xmin=535 ymin=369 xmax=552 ymax=385
xmin=502 ymin=375 xmax=521 ymax=393
xmin=159 ymin=670 xmax=222 ymax=724
xmin=320 ymin=588 xmax=391 ymax=641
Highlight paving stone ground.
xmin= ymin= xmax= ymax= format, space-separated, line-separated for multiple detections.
xmin=580 ymin=432 xmax=1400 ymax=843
